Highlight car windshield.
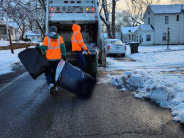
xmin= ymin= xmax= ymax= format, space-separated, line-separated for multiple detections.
xmin=110 ymin=40 xmax=123 ymax=45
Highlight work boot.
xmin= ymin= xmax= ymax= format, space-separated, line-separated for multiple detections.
xmin=48 ymin=83 xmax=55 ymax=94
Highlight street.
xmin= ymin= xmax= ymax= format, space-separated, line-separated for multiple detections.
xmin=0 ymin=62 xmax=184 ymax=138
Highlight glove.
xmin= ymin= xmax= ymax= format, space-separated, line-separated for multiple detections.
xmin=62 ymin=56 xmax=66 ymax=61
xmin=86 ymin=50 xmax=90 ymax=55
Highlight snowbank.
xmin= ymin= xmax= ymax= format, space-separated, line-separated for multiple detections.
xmin=0 ymin=48 xmax=25 ymax=75
xmin=104 ymin=45 xmax=184 ymax=123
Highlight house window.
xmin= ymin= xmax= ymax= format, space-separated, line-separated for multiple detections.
xmin=148 ymin=17 xmax=150 ymax=25
xmin=146 ymin=35 xmax=151 ymax=41
xmin=0 ymin=27 xmax=6 ymax=34
xmin=148 ymin=10 xmax=150 ymax=15
xmin=176 ymin=15 xmax=179 ymax=21
xmin=11 ymin=29 xmax=13 ymax=35
xmin=165 ymin=16 xmax=169 ymax=24
xmin=129 ymin=35 xmax=131 ymax=40
xmin=128 ymin=30 xmax=131 ymax=32
xmin=132 ymin=34 xmax=133 ymax=40
xmin=163 ymin=33 xmax=166 ymax=41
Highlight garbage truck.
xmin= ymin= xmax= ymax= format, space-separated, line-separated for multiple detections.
xmin=45 ymin=0 xmax=106 ymax=78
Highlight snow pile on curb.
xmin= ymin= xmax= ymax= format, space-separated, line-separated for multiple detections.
xmin=0 ymin=48 xmax=25 ymax=75
xmin=111 ymin=71 xmax=184 ymax=123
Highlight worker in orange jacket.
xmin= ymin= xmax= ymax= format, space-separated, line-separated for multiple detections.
xmin=71 ymin=24 xmax=90 ymax=71
xmin=39 ymin=26 xmax=66 ymax=94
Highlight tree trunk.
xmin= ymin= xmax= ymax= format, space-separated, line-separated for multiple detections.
xmin=111 ymin=0 xmax=116 ymax=39
xmin=100 ymin=15 xmax=113 ymax=38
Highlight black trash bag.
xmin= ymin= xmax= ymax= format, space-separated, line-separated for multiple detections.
xmin=18 ymin=48 xmax=49 ymax=79
xmin=56 ymin=60 xmax=97 ymax=99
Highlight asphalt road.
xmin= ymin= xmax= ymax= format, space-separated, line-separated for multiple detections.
xmin=0 ymin=63 xmax=184 ymax=138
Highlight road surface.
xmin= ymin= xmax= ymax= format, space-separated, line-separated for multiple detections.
xmin=0 ymin=63 xmax=184 ymax=138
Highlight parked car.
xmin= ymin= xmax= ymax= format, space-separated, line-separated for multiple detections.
xmin=104 ymin=39 xmax=126 ymax=57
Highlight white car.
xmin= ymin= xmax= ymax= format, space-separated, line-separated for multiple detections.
xmin=105 ymin=39 xmax=126 ymax=57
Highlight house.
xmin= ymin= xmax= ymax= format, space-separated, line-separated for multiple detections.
xmin=135 ymin=24 xmax=154 ymax=45
xmin=119 ymin=26 xmax=139 ymax=43
xmin=141 ymin=4 xmax=184 ymax=45
xmin=0 ymin=20 xmax=18 ymax=40
xmin=24 ymin=31 xmax=41 ymax=42
xmin=9 ymin=21 xmax=21 ymax=40
xmin=102 ymin=32 xmax=120 ymax=41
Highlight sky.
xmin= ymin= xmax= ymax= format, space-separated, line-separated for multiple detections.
xmin=116 ymin=0 xmax=174 ymax=10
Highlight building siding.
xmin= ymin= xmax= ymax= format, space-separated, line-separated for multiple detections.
xmin=144 ymin=8 xmax=155 ymax=28
xmin=182 ymin=13 xmax=184 ymax=44
xmin=154 ymin=14 xmax=181 ymax=45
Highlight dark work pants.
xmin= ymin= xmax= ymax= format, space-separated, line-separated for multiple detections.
xmin=75 ymin=52 xmax=86 ymax=71
xmin=45 ymin=60 xmax=60 ymax=86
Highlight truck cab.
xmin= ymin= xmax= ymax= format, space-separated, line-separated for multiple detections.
xmin=46 ymin=0 xmax=106 ymax=78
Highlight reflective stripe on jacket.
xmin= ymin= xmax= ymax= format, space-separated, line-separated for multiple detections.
xmin=42 ymin=36 xmax=63 ymax=60
xmin=71 ymin=24 xmax=88 ymax=52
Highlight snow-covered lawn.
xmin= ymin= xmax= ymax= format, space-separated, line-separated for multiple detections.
xmin=0 ymin=40 xmax=40 ymax=47
xmin=103 ymin=45 xmax=184 ymax=123
xmin=0 ymin=48 xmax=26 ymax=75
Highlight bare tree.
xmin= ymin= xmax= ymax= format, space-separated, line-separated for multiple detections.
xmin=5 ymin=0 xmax=46 ymax=39
xmin=111 ymin=0 xmax=119 ymax=38
xmin=171 ymin=0 xmax=184 ymax=3
xmin=116 ymin=0 xmax=161 ymax=27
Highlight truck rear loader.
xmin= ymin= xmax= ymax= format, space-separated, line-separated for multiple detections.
xmin=46 ymin=0 xmax=106 ymax=78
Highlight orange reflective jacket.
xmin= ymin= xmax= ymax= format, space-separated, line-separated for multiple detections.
xmin=42 ymin=36 xmax=64 ymax=60
xmin=71 ymin=24 xmax=88 ymax=52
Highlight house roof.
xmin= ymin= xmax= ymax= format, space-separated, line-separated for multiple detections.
xmin=0 ymin=20 xmax=15 ymax=28
xmin=25 ymin=31 xmax=40 ymax=36
xmin=139 ymin=24 xmax=153 ymax=31
xmin=9 ymin=22 xmax=19 ymax=29
xmin=149 ymin=4 xmax=184 ymax=14
xmin=120 ymin=26 xmax=139 ymax=34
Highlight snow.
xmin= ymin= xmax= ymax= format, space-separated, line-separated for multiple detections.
xmin=0 ymin=40 xmax=39 ymax=47
xmin=25 ymin=31 xmax=40 ymax=36
xmin=139 ymin=24 xmax=153 ymax=31
xmin=150 ymin=4 xmax=184 ymax=14
xmin=120 ymin=26 xmax=139 ymax=34
xmin=0 ymin=40 xmax=9 ymax=46
xmin=0 ymin=48 xmax=25 ymax=75
xmin=103 ymin=44 xmax=184 ymax=123
xmin=0 ymin=43 xmax=39 ymax=75
xmin=0 ymin=20 xmax=16 ymax=28
xmin=9 ymin=22 xmax=19 ymax=29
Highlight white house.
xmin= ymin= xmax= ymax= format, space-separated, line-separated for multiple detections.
xmin=135 ymin=24 xmax=154 ymax=45
xmin=24 ymin=31 xmax=41 ymax=42
xmin=0 ymin=20 xmax=18 ymax=40
xmin=9 ymin=21 xmax=21 ymax=40
xmin=119 ymin=26 xmax=139 ymax=43
xmin=142 ymin=4 xmax=184 ymax=45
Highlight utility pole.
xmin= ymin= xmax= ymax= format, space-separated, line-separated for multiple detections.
xmin=4 ymin=0 xmax=9 ymax=40
xmin=167 ymin=27 xmax=170 ymax=50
